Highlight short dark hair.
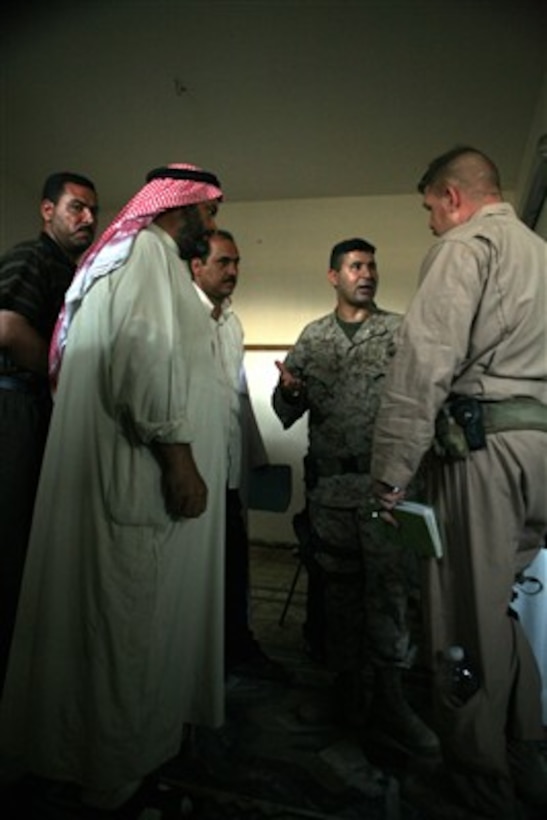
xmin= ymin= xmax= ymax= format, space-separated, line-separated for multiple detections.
xmin=41 ymin=171 xmax=96 ymax=203
xmin=190 ymin=228 xmax=235 ymax=263
xmin=329 ymin=237 xmax=376 ymax=271
xmin=417 ymin=146 xmax=501 ymax=195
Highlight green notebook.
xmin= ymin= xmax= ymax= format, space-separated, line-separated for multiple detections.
xmin=392 ymin=500 xmax=443 ymax=559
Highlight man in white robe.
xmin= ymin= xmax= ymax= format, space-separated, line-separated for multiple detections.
xmin=0 ymin=164 xmax=229 ymax=812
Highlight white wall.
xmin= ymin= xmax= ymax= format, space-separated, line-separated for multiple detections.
xmin=244 ymin=349 xmax=307 ymax=544
xmin=221 ymin=194 xmax=431 ymax=345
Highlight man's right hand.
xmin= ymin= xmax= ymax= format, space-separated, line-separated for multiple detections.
xmin=152 ymin=442 xmax=208 ymax=519
xmin=275 ymin=360 xmax=303 ymax=398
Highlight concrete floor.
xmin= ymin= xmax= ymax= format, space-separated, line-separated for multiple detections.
xmin=2 ymin=543 xmax=545 ymax=819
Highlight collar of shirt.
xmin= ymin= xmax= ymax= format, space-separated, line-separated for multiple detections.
xmin=39 ymin=231 xmax=78 ymax=270
xmin=192 ymin=282 xmax=233 ymax=322
xmin=444 ymin=202 xmax=515 ymax=240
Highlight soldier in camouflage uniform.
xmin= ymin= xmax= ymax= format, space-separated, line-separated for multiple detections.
xmin=272 ymin=238 xmax=438 ymax=756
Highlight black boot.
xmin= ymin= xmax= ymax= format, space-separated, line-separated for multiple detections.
xmin=367 ymin=666 xmax=440 ymax=756
xmin=296 ymin=669 xmax=371 ymax=727
xmin=334 ymin=668 xmax=374 ymax=728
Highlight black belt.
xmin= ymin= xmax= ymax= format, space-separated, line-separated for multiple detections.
xmin=309 ymin=454 xmax=370 ymax=477
xmin=0 ymin=375 xmax=47 ymax=395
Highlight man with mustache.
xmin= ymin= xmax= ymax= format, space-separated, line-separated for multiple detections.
xmin=0 ymin=171 xmax=98 ymax=693
xmin=272 ymin=238 xmax=438 ymax=760
xmin=0 ymin=164 xmax=229 ymax=813
xmin=189 ymin=229 xmax=289 ymax=682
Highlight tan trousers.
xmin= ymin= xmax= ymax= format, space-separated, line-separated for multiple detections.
xmin=424 ymin=429 xmax=547 ymax=780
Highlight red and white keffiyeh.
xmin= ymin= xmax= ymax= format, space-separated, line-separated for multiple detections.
xmin=49 ymin=163 xmax=222 ymax=388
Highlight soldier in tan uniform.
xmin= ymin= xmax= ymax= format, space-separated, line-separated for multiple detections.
xmin=272 ymin=238 xmax=439 ymax=758
xmin=371 ymin=147 xmax=547 ymax=818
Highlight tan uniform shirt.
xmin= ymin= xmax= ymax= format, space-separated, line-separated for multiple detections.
xmin=372 ymin=202 xmax=547 ymax=488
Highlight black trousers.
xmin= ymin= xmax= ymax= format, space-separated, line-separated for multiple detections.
xmin=224 ymin=488 xmax=260 ymax=668
xmin=0 ymin=388 xmax=51 ymax=692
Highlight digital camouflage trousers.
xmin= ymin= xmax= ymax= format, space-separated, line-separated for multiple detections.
xmin=307 ymin=500 xmax=417 ymax=673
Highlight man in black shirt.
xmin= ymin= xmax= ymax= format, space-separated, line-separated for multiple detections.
xmin=0 ymin=171 xmax=98 ymax=690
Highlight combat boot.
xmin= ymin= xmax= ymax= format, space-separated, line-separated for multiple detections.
xmin=295 ymin=669 xmax=371 ymax=728
xmin=367 ymin=666 xmax=440 ymax=757
xmin=333 ymin=668 xmax=373 ymax=728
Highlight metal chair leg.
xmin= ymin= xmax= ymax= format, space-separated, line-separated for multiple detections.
xmin=279 ymin=557 xmax=303 ymax=626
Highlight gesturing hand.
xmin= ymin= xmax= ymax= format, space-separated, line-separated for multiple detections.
xmin=275 ymin=360 xmax=303 ymax=398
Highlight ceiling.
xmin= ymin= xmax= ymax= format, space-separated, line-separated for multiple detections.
xmin=2 ymin=0 xmax=546 ymax=211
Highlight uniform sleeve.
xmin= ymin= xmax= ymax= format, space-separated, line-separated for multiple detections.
xmin=371 ymin=238 xmax=487 ymax=488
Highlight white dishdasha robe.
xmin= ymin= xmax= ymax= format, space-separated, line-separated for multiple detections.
xmin=0 ymin=224 xmax=229 ymax=792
